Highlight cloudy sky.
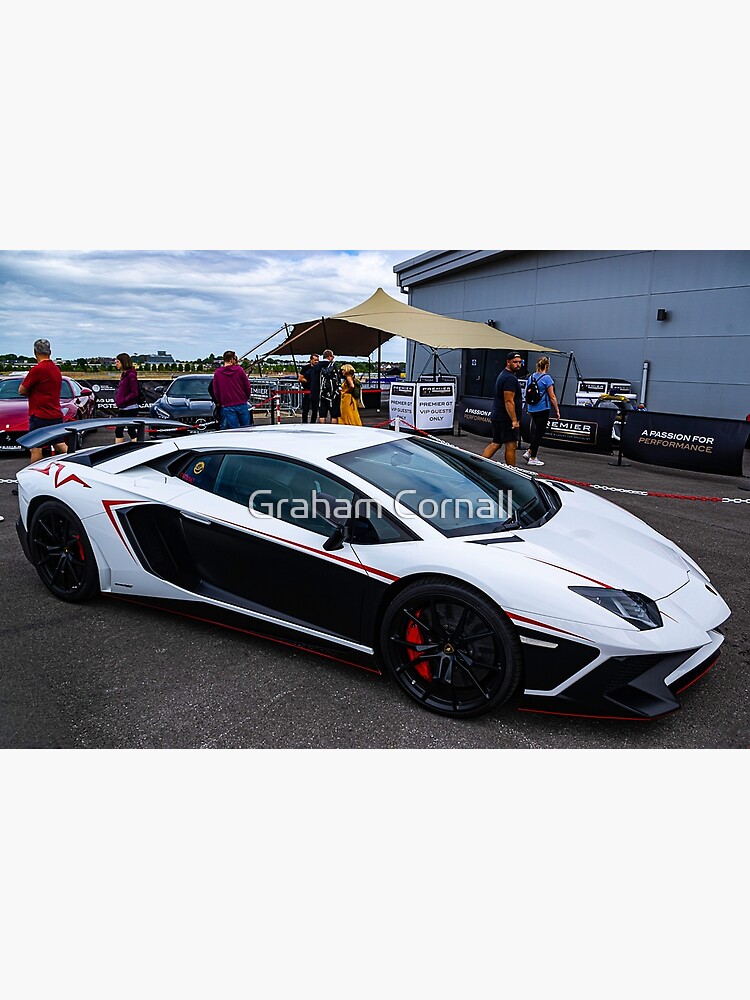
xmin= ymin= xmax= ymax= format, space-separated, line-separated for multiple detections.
xmin=0 ymin=250 xmax=422 ymax=363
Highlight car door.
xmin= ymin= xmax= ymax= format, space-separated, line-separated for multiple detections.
xmin=161 ymin=450 xmax=383 ymax=644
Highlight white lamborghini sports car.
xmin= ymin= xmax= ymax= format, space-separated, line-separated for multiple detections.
xmin=15 ymin=421 xmax=731 ymax=721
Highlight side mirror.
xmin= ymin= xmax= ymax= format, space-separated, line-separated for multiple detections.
xmin=323 ymin=525 xmax=346 ymax=552
xmin=80 ymin=387 xmax=94 ymax=397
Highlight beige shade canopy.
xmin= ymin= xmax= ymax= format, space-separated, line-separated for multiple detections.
xmin=257 ymin=287 xmax=558 ymax=358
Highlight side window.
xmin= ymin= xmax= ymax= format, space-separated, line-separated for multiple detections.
xmin=60 ymin=381 xmax=74 ymax=400
xmin=171 ymin=451 xmax=225 ymax=492
xmin=349 ymin=506 xmax=414 ymax=544
xmin=162 ymin=450 xmax=417 ymax=543
xmin=213 ymin=454 xmax=355 ymax=537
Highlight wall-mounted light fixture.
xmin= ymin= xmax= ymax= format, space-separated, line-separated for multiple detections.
xmin=656 ymin=308 xmax=668 ymax=321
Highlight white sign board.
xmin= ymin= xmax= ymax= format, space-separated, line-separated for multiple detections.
xmin=390 ymin=381 xmax=457 ymax=431
xmin=415 ymin=382 xmax=456 ymax=431
xmin=389 ymin=382 xmax=416 ymax=427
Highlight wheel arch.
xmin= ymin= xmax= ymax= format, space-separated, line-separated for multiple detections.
xmin=27 ymin=495 xmax=108 ymax=596
xmin=374 ymin=573 xmax=526 ymax=718
xmin=26 ymin=492 xmax=55 ymax=526
xmin=371 ymin=571 xmax=521 ymax=655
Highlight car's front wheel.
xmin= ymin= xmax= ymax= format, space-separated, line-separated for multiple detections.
xmin=379 ymin=577 xmax=523 ymax=718
xmin=28 ymin=500 xmax=100 ymax=602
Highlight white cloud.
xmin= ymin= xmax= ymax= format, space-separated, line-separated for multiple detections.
xmin=0 ymin=250 xmax=422 ymax=362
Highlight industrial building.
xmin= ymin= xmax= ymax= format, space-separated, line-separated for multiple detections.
xmin=394 ymin=251 xmax=750 ymax=420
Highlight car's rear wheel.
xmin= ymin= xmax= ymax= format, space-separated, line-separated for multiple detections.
xmin=28 ymin=500 xmax=100 ymax=602
xmin=379 ymin=577 xmax=523 ymax=718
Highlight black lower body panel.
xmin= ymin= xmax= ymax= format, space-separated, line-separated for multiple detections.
xmin=108 ymin=593 xmax=382 ymax=675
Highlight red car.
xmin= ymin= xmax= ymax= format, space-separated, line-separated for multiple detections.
xmin=0 ymin=375 xmax=96 ymax=453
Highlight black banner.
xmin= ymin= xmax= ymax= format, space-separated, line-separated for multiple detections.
xmin=361 ymin=388 xmax=382 ymax=410
xmin=77 ymin=378 xmax=167 ymax=414
xmin=456 ymin=396 xmax=493 ymax=436
xmin=522 ymin=405 xmax=618 ymax=454
xmin=458 ymin=397 xmax=617 ymax=455
xmin=621 ymin=411 xmax=750 ymax=476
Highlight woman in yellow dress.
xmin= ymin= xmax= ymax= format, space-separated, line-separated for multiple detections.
xmin=339 ymin=363 xmax=363 ymax=426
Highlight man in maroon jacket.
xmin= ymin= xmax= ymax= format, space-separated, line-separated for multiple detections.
xmin=210 ymin=351 xmax=254 ymax=428
xmin=19 ymin=338 xmax=69 ymax=464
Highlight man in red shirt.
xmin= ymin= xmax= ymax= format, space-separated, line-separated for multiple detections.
xmin=18 ymin=338 xmax=69 ymax=464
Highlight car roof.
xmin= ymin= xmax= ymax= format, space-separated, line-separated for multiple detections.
xmin=172 ymin=424 xmax=404 ymax=462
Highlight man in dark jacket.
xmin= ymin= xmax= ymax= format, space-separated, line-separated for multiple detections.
xmin=211 ymin=351 xmax=254 ymax=428
xmin=298 ymin=353 xmax=321 ymax=423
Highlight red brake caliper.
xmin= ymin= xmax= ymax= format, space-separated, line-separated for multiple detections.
xmin=405 ymin=612 xmax=432 ymax=681
xmin=73 ymin=533 xmax=85 ymax=561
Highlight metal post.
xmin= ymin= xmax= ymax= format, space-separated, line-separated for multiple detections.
xmin=640 ymin=360 xmax=650 ymax=406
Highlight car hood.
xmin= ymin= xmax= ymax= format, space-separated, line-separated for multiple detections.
xmin=478 ymin=488 xmax=692 ymax=599
xmin=0 ymin=397 xmax=30 ymax=431
xmin=1 ymin=397 xmax=80 ymax=432
xmin=163 ymin=397 xmax=213 ymax=410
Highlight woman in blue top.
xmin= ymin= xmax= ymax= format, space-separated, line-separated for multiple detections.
xmin=523 ymin=356 xmax=560 ymax=467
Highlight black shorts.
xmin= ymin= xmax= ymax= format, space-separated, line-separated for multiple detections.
xmin=29 ymin=414 xmax=64 ymax=432
xmin=490 ymin=417 xmax=518 ymax=445
xmin=319 ymin=396 xmax=341 ymax=419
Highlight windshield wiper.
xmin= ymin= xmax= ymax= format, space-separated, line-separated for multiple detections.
xmin=496 ymin=498 xmax=539 ymax=532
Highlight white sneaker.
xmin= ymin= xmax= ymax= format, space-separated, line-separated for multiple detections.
xmin=527 ymin=457 xmax=544 ymax=466
xmin=522 ymin=450 xmax=530 ymax=460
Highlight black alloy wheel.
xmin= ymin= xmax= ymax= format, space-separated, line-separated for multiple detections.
xmin=379 ymin=577 xmax=523 ymax=718
xmin=28 ymin=500 xmax=100 ymax=602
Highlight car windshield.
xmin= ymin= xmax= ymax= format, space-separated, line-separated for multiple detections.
xmin=167 ymin=378 xmax=212 ymax=400
xmin=0 ymin=378 xmax=24 ymax=399
xmin=331 ymin=436 xmax=557 ymax=537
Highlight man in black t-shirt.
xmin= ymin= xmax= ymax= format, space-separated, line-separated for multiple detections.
xmin=299 ymin=353 xmax=321 ymax=423
xmin=482 ymin=352 xmax=524 ymax=467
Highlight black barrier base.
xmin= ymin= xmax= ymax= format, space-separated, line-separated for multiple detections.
xmin=608 ymin=437 xmax=631 ymax=467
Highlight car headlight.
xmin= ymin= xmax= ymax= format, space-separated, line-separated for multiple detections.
xmin=569 ymin=587 xmax=663 ymax=630
xmin=154 ymin=406 xmax=170 ymax=418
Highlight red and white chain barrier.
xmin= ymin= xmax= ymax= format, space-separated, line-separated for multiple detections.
xmin=539 ymin=474 xmax=750 ymax=503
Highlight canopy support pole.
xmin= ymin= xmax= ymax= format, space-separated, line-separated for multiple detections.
xmin=561 ymin=351 xmax=574 ymax=405
xmin=377 ymin=332 xmax=382 ymax=411
xmin=561 ymin=351 xmax=585 ymax=404
xmin=415 ymin=347 xmax=453 ymax=380
xmin=286 ymin=325 xmax=300 ymax=378
xmin=241 ymin=325 xmax=286 ymax=360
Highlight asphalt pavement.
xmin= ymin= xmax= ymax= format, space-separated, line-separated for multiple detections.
xmin=0 ymin=414 xmax=748 ymax=748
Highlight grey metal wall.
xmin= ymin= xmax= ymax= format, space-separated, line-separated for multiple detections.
xmin=404 ymin=251 xmax=750 ymax=420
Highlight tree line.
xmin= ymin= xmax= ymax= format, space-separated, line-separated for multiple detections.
xmin=1 ymin=354 xmax=406 ymax=376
